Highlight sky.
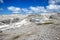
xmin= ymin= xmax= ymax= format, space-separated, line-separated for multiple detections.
xmin=0 ymin=0 xmax=60 ymax=14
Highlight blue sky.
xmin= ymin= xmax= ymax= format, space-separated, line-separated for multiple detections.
xmin=0 ymin=0 xmax=60 ymax=14
xmin=1 ymin=0 xmax=48 ymax=7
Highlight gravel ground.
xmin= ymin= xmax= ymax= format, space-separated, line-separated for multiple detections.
xmin=0 ymin=23 xmax=60 ymax=40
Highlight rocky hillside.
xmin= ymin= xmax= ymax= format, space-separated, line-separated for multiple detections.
xmin=0 ymin=13 xmax=60 ymax=40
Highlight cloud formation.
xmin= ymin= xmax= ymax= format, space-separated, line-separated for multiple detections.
xmin=30 ymin=6 xmax=47 ymax=13
xmin=49 ymin=0 xmax=60 ymax=5
xmin=47 ymin=0 xmax=60 ymax=13
xmin=0 ymin=0 xmax=4 ymax=3
xmin=8 ymin=6 xmax=21 ymax=13
xmin=7 ymin=0 xmax=60 ymax=14
xmin=47 ymin=5 xmax=60 ymax=9
xmin=8 ymin=6 xmax=47 ymax=14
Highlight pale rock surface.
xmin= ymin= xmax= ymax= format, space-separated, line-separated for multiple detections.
xmin=0 ymin=13 xmax=60 ymax=40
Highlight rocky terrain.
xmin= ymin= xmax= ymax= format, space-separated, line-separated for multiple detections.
xmin=0 ymin=13 xmax=60 ymax=40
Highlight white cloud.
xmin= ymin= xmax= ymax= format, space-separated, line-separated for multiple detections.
xmin=0 ymin=0 xmax=4 ymax=3
xmin=49 ymin=0 xmax=60 ymax=5
xmin=54 ymin=0 xmax=60 ymax=4
xmin=46 ymin=4 xmax=60 ymax=13
xmin=29 ymin=6 xmax=47 ymax=13
xmin=8 ymin=6 xmax=21 ymax=13
xmin=47 ymin=0 xmax=60 ymax=13
xmin=22 ymin=8 xmax=33 ymax=14
xmin=8 ymin=3 xmax=60 ymax=14
xmin=22 ymin=8 xmax=29 ymax=12
xmin=7 ymin=0 xmax=60 ymax=14
xmin=8 ymin=6 xmax=48 ymax=14
xmin=21 ymin=6 xmax=47 ymax=14
xmin=29 ymin=4 xmax=60 ymax=13
xmin=47 ymin=4 xmax=60 ymax=9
